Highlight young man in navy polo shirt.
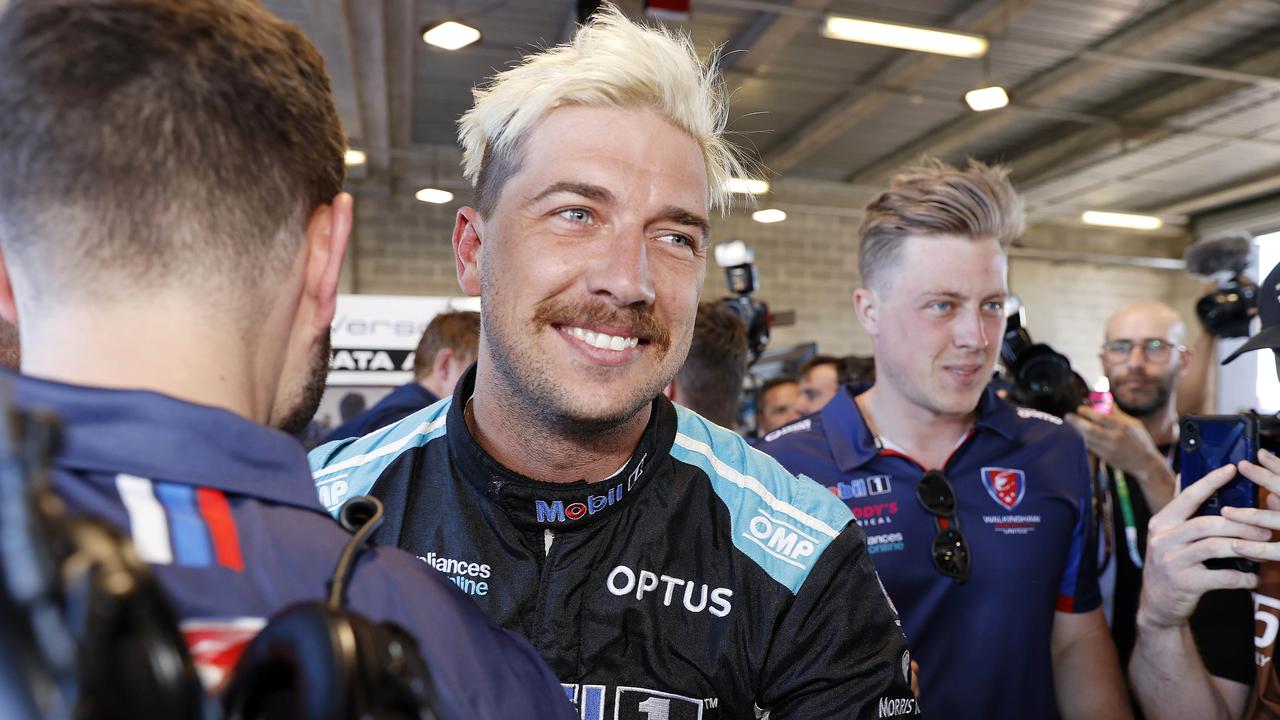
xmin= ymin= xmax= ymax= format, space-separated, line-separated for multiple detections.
xmin=762 ymin=159 xmax=1129 ymax=719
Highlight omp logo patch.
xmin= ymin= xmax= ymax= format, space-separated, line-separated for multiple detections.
xmin=742 ymin=510 xmax=818 ymax=568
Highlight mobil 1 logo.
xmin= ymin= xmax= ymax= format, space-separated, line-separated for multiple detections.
xmin=564 ymin=685 xmax=710 ymax=720
xmin=616 ymin=687 xmax=705 ymax=720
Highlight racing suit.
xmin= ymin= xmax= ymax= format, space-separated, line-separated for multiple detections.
xmin=310 ymin=367 xmax=920 ymax=719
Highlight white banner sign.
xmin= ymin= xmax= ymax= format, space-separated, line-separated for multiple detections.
xmin=328 ymin=294 xmax=480 ymax=386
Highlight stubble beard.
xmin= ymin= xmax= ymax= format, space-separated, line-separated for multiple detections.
xmin=274 ymin=333 xmax=331 ymax=436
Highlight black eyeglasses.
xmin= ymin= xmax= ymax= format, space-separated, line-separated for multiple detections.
xmin=916 ymin=470 xmax=970 ymax=584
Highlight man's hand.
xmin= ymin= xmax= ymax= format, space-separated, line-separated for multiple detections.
xmin=1137 ymin=458 xmax=1277 ymax=630
xmin=1067 ymin=405 xmax=1174 ymax=509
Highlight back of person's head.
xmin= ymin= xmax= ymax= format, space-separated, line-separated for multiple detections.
xmin=674 ymin=302 xmax=748 ymax=427
xmin=412 ymin=311 xmax=481 ymax=378
xmin=858 ymin=158 xmax=1024 ymax=292
xmin=0 ymin=0 xmax=345 ymax=314
xmin=457 ymin=3 xmax=748 ymax=217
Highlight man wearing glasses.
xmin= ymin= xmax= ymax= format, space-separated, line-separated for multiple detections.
xmin=1066 ymin=303 xmax=1254 ymax=706
xmin=761 ymin=158 xmax=1129 ymax=718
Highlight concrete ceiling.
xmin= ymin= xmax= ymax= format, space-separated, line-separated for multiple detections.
xmin=264 ymin=0 xmax=1280 ymax=239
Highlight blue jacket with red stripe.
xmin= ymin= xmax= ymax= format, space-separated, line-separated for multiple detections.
xmin=761 ymin=384 xmax=1099 ymax=720
xmin=7 ymin=371 xmax=574 ymax=720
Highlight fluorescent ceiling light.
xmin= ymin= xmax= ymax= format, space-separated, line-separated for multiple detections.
xmin=1081 ymin=210 xmax=1163 ymax=230
xmin=752 ymin=209 xmax=787 ymax=224
xmin=344 ymin=148 xmax=367 ymax=166
xmin=415 ymin=187 xmax=455 ymax=204
xmin=725 ymin=178 xmax=769 ymax=195
xmin=964 ymin=85 xmax=1009 ymax=112
xmin=422 ymin=21 xmax=481 ymax=50
xmin=822 ymin=15 xmax=988 ymax=58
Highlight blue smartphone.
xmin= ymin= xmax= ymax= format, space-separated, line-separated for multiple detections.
xmin=1179 ymin=414 xmax=1260 ymax=572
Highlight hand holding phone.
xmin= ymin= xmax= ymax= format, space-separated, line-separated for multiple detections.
xmin=1179 ymin=414 xmax=1261 ymax=571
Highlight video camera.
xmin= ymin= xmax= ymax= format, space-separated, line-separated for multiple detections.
xmin=714 ymin=241 xmax=771 ymax=365
xmin=1184 ymin=233 xmax=1258 ymax=338
xmin=999 ymin=297 xmax=1089 ymax=418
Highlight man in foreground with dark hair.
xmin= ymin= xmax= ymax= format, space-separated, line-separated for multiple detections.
xmin=763 ymin=158 xmax=1128 ymax=719
xmin=666 ymin=301 xmax=748 ymax=428
xmin=325 ymin=309 xmax=480 ymax=442
xmin=0 ymin=1 xmax=572 ymax=716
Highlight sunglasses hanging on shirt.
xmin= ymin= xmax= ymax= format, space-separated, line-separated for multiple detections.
xmin=916 ymin=470 xmax=971 ymax=584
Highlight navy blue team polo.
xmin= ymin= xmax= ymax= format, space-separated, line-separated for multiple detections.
xmin=762 ymin=383 xmax=1098 ymax=720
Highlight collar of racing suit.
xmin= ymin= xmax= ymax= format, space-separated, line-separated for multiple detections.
xmin=446 ymin=364 xmax=677 ymax=532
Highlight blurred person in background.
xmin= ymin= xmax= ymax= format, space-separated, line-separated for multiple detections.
xmin=795 ymin=354 xmax=842 ymax=415
xmin=763 ymin=158 xmax=1128 ymax=719
xmin=666 ymin=301 xmax=748 ymax=428
xmin=324 ymin=309 xmax=479 ymax=442
xmin=756 ymin=375 xmax=802 ymax=437
xmin=1129 ymin=262 xmax=1280 ymax=720
xmin=795 ymin=353 xmax=875 ymax=415
xmin=1067 ymin=302 xmax=1252 ymax=714
xmin=0 ymin=1 xmax=575 ymax=716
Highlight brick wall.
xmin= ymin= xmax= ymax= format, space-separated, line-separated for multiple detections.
xmin=344 ymin=193 xmax=1200 ymax=388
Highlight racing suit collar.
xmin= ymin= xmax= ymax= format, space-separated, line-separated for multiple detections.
xmin=5 ymin=370 xmax=323 ymax=512
xmin=447 ymin=364 xmax=675 ymax=531
xmin=826 ymin=382 xmax=1019 ymax=473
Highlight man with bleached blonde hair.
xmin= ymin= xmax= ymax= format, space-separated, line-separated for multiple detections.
xmin=311 ymin=5 xmax=918 ymax=718
xmin=764 ymin=158 xmax=1130 ymax=719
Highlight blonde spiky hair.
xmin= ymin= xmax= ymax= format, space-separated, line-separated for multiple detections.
xmin=457 ymin=4 xmax=748 ymax=215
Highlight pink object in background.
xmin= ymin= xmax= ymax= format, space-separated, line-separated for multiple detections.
xmin=1089 ymin=390 xmax=1114 ymax=415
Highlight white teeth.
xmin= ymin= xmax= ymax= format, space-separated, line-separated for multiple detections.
xmin=564 ymin=326 xmax=639 ymax=351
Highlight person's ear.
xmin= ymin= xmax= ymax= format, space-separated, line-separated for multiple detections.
xmin=853 ymin=287 xmax=880 ymax=336
xmin=0 ymin=245 xmax=18 ymax=326
xmin=302 ymin=192 xmax=353 ymax=332
xmin=432 ymin=347 xmax=454 ymax=379
xmin=453 ymin=207 xmax=483 ymax=297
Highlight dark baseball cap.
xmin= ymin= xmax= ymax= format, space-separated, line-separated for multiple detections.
xmin=1223 ymin=262 xmax=1280 ymax=364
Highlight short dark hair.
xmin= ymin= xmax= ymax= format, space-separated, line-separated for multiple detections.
xmin=759 ymin=375 xmax=798 ymax=399
xmin=674 ymin=302 xmax=748 ymax=428
xmin=800 ymin=355 xmax=841 ymax=378
xmin=756 ymin=375 xmax=797 ymax=421
xmin=0 ymin=0 xmax=345 ymax=306
xmin=412 ymin=311 xmax=481 ymax=378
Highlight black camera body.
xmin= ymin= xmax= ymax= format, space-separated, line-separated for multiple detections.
xmin=715 ymin=242 xmax=771 ymax=365
xmin=1184 ymin=233 xmax=1258 ymax=338
xmin=1000 ymin=308 xmax=1088 ymax=418
xmin=1196 ymin=278 xmax=1258 ymax=338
